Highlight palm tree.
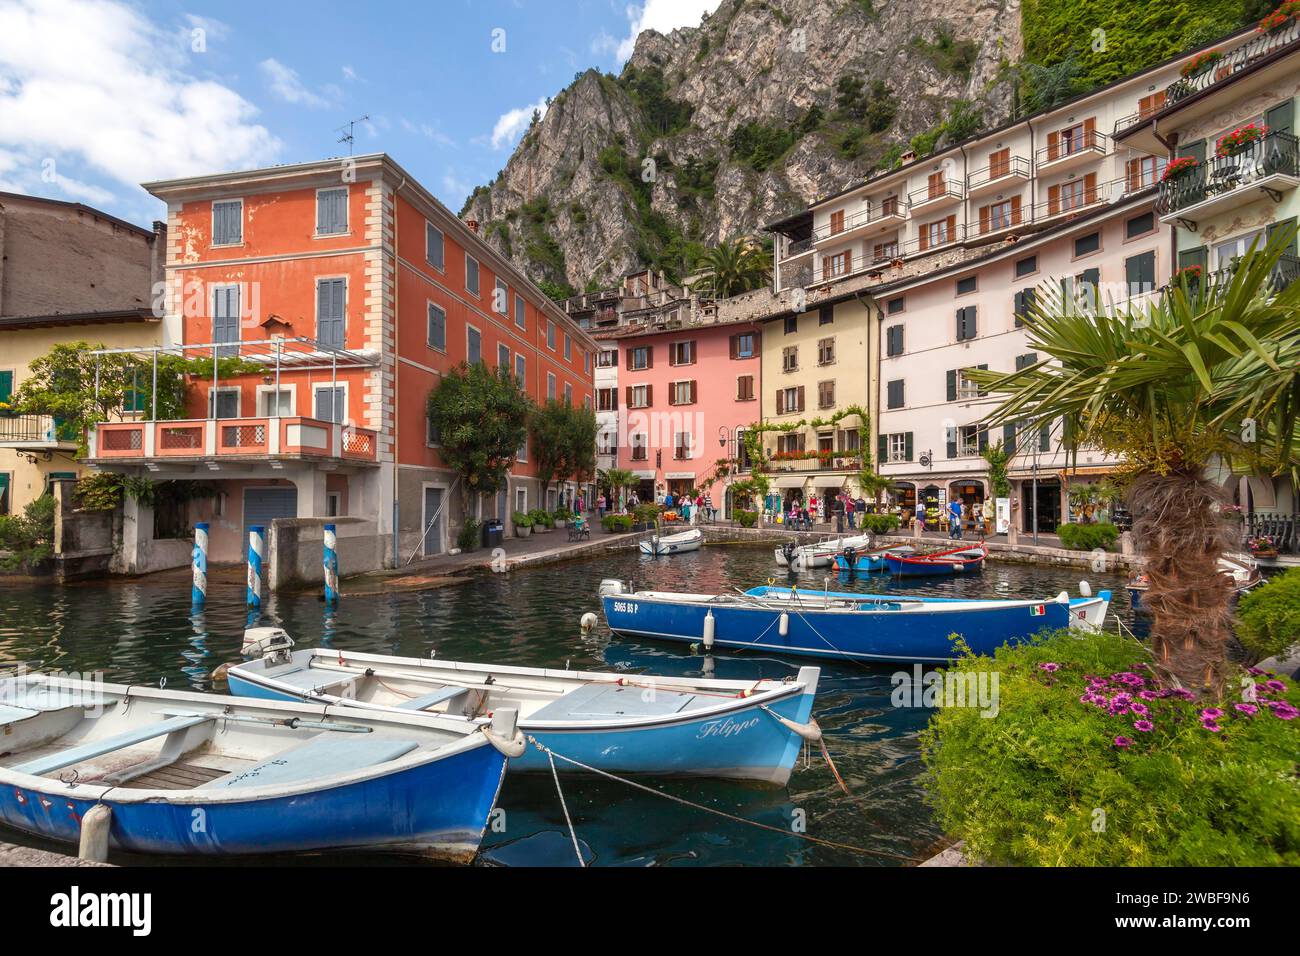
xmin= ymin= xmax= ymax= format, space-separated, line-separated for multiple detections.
xmin=970 ymin=231 xmax=1300 ymax=694
xmin=693 ymin=237 xmax=771 ymax=299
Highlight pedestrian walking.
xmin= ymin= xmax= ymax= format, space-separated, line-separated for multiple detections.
xmin=597 ymin=493 xmax=606 ymax=520
xmin=948 ymin=498 xmax=964 ymax=540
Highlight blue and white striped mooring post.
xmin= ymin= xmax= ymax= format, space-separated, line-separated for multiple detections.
xmin=323 ymin=523 xmax=339 ymax=605
xmin=247 ymin=526 xmax=265 ymax=609
xmin=192 ymin=522 xmax=209 ymax=606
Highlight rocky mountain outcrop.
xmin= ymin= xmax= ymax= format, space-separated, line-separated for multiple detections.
xmin=462 ymin=0 xmax=1025 ymax=293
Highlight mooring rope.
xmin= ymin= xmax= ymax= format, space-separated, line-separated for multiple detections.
xmin=547 ymin=749 xmax=585 ymax=867
xmin=526 ymin=735 xmax=923 ymax=864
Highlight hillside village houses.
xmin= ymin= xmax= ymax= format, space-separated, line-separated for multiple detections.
xmin=8 ymin=20 xmax=1300 ymax=582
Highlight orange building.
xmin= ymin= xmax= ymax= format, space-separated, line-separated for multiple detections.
xmin=85 ymin=154 xmax=595 ymax=572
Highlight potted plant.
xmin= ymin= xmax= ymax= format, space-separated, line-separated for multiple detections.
xmin=1258 ymin=7 xmax=1294 ymax=32
xmin=1180 ymin=49 xmax=1223 ymax=78
xmin=1161 ymin=156 xmax=1199 ymax=182
xmin=512 ymin=511 xmax=532 ymax=538
xmin=553 ymin=506 xmax=571 ymax=529
xmin=1216 ymin=122 xmax=1269 ymax=157
xmin=1248 ymin=535 xmax=1279 ymax=558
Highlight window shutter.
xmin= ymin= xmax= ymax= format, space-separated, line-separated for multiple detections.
xmin=1048 ymin=184 xmax=1061 ymax=216
xmin=1177 ymin=138 xmax=1205 ymax=164
xmin=1267 ymin=217 xmax=1299 ymax=258
xmin=1010 ymin=195 xmax=1022 ymax=225
xmin=0 ymin=370 xmax=12 ymax=404
xmin=1039 ymin=422 xmax=1051 ymax=452
xmin=1083 ymin=116 xmax=1096 ymax=146
xmin=645 ymin=347 xmax=654 ymax=368
xmin=1125 ymin=254 xmax=1142 ymax=291
xmin=1267 ymin=100 xmax=1294 ymax=138
xmin=776 ymin=390 xmax=785 ymax=414
xmin=979 ymin=204 xmax=990 ymax=234
xmin=946 ymin=426 xmax=957 ymax=459
xmin=796 ymin=385 xmax=805 ymax=412
xmin=904 ymin=432 xmax=913 ymax=461
xmin=945 ymin=214 xmax=956 ymax=241
xmin=729 ymin=335 xmax=738 ymax=359
xmin=946 ymin=369 xmax=957 ymax=402
xmin=625 ymin=385 xmax=633 ymax=408
xmin=625 ymin=349 xmax=632 ymax=371
xmin=1083 ymin=172 xmax=1097 ymax=203
xmin=919 ymin=227 xmax=929 ymax=252
xmin=1177 ymin=246 xmax=1208 ymax=274
xmin=690 ymin=380 xmax=698 ymax=404
xmin=645 ymin=384 xmax=653 ymax=406
xmin=878 ymin=433 xmax=888 ymax=464
xmin=1003 ymin=423 xmax=1017 ymax=454
xmin=979 ymin=429 xmax=989 ymax=453
xmin=955 ymin=308 xmax=964 ymax=340
xmin=1047 ymin=130 xmax=1060 ymax=161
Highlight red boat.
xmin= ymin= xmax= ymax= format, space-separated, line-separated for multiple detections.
xmin=884 ymin=543 xmax=987 ymax=576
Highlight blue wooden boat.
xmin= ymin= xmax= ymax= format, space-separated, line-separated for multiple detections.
xmin=833 ymin=545 xmax=914 ymax=572
xmin=226 ymin=628 xmax=821 ymax=786
xmin=884 ymin=544 xmax=986 ymax=576
xmin=599 ymin=580 xmax=1111 ymax=663
xmin=0 ymin=673 xmax=518 ymax=861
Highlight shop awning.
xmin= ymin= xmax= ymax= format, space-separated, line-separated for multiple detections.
xmin=772 ymin=476 xmax=808 ymax=489
xmin=1057 ymin=465 xmax=1120 ymax=478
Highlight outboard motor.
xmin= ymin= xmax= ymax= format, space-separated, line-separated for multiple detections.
xmin=598 ymin=579 xmax=626 ymax=597
xmin=241 ymin=626 xmax=294 ymax=663
xmin=842 ymin=546 xmax=858 ymax=576
xmin=781 ymin=541 xmax=798 ymax=569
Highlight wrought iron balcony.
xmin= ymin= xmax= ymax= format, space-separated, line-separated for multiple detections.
xmin=0 ymin=414 xmax=78 ymax=450
xmin=1165 ymin=19 xmax=1300 ymax=109
xmin=1155 ymin=131 xmax=1300 ymax=220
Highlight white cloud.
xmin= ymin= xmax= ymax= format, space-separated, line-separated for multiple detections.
xmin=0 ymin=0 xmax=280 ymax=205
xmin=342 ymin=64 xmax=359 ymax=82
xmin=260 ymin=57 xmax=334 ymax=109
xmin=614 ymin=0 xmax=722 ymax=62
xmin=489 ymin=98 xmax=548 ymax=150
xmin=401 ymin=117 xmax=455 ymax=148
xmin=442 ymin=171 xmax=473 ymax=204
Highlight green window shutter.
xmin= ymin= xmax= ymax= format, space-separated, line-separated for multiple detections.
xmin=978 ymin=429 xmax=988 ymax=453
xmin=1266 ymin=100 xmax=1294 ymax=138
xmin=1003 ymin=423 xmax=1017 ymax=455
xmin=1039 ymin=422 xmax=1051 ymax=453
xmin=878 ymin=433 xmax=888 ymax=465
xmin=1178 ymin=246 xmax=1208 ymax=273
xmin=1177 ymin=138 xmax=1205 ymax=164
xmin=904 ymin=432 xmax=913 ymax=462
xmin=0 ymin=370 xmax=12 ymax=404
xmin=0 ymin=473 xmax=9 ymax=515
xmin=946 ymin=426 xmax=957 ymax=459
xmin=946 ymin=369 xmax=957 ymax=402
xmin=1267 ymin=217 xmax=1299 ymax=258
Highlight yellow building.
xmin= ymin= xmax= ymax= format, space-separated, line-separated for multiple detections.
xmin=758 ymin=295 xmax=876 ymax=506
xmin=0 ymin=191 xmax=163 ymax=515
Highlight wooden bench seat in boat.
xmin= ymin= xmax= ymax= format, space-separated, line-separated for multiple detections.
xmin=396 ymin=686 xmax=470 ymax=712
xmin=529 ymin=682 xmax=699 ymax=722
xmin=210 ymin=734 xmax=420 ymax=789
xmin=12 ymin=714 xmax=215 ymax=777
xmin=264 ymin=665 xmax=345 ymax=694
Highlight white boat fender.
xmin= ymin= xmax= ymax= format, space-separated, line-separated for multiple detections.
xmin=1079 ymin=580 xmax=1092 ymax=597
xmin=703 ymin=610 xmax=715 ymax=649
xmin=483 ymin=708 xmax=526 ymax=758
xmin=778 ymin=612 xmax=790 ymax=637
xmin=760 ymin=705 xmax=822 ymax=743
xmin=580 ymin=612 xmax=598 ymax=631
xmin=1055 ymin=591 xmax=1070 ymax=604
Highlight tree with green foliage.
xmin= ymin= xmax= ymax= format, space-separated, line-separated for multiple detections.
xmin=529 ymin=399 xmax=597 ymax=502
xmin=970 ymin=230 xmax=1300 ymax=695
xmin=692 ymin=238 xmax=770 ymax=299
xmin=1236 ymin=568 xmax=1300 ymax=663
xmin=426 ymin=363 xmax=532 ymax=513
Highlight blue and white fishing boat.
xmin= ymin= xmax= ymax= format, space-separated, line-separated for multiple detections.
xmin=0 ymin=672 xmax=520 ymax=861
xmin=833 ymin=545 xmax=914 ymax=573
xmin=884 ymin=544 xmax=986 ymax=576
xmin=599 ymin=580 xmax=1111 ymax=663
xmin=775 ymin=533 xmax=874 ymax=570
xmin=639 ymin=527 xmax=703 ymax=556
xmin=227 ymin=628 xmax=820 ymax=786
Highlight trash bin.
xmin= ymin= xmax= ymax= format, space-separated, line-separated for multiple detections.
xmin=482 ymin=519 xmax=504 ymax=548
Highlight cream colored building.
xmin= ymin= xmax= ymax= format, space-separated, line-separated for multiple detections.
xmin=0 ymin=192 xmax=164 ymax=515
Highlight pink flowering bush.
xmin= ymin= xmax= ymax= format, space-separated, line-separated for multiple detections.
xmin=921 ymin=629 xmax=1300 ymax=865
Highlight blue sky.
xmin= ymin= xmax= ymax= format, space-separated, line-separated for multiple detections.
xmin=0 ymin=0 xmax=720 ymax=227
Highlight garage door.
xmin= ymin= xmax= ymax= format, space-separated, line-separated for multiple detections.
xmin=243 ymin=487 xmax=299 ymax=558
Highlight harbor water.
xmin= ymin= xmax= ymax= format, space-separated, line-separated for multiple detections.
xmin=0 ymin=545 xmax=1138 ymax=866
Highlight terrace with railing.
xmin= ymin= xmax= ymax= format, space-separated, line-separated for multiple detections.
xmin=90 ymin=417 xmax=378 ymax=464
xmin=1116 ymin=20 xmax=1300 ymax=137
xmin=1155 ymin=129 xmax=1300 ymax=220
xmin=809 ymin=200 xmax=907 ymax=247
xmin=0 ymin=414 xmax=78 ymax=450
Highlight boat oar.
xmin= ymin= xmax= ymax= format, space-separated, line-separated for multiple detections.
xmin=162 ymin=709 xmax=373 ymax=733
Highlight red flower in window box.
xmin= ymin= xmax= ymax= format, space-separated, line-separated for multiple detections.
xmin=1161 ymin=156 xmax=1199 ymax=181
xmin=1180 ymin=49 xmax=1223 ymax=77
xmin=1216 ymin=122 xmax=1269 ymax=157
xmin=1174 ymin=264 xmax=1203 ymax=284
xmin=1258 ymin=8 xmax=1293 ymax=31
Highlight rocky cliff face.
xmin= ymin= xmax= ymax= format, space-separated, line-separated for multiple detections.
xmin=462 ymin=0 xmax=1024 ymax=293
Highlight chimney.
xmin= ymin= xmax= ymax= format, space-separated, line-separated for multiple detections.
xmin=900 ymin=149 xmax=917 ymax=164
xmin=465 ymin=219 xmax=480 ymax=234
xmin=150 ymin=220 xmax=167 ymax=299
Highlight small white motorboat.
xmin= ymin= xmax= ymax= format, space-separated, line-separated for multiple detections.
xmin=639 ymin=527 xmax=703 ymax=556
xmin=1127 ymin=552 xmax=1263 ymax=612
xmin=774 ymin=533 xmax=874 ymax=570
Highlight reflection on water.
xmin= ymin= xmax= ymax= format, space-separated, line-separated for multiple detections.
xmin=0 ymin=546 xmax=1136 ymax=866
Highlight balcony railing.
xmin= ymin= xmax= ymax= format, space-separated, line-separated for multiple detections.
xmin=966 ymin=155 xmax=1031 ymax=192
xmin=1035 ymin=129 xmax=1109 ymax=167
xmin=768 ymin=455 xmax=864 ymax=473
xmin=1156 ymin=131 xmax=1300 ymax=217
xmin=907 ymin=182 xmax=964 ymax=210
xmin=811 ymin=202 xmax=906 ymax=244
xmin=1166 ymin=19 xmax=1300 ymax=109
xmin=0 ymin=413 xmax=78 ymax=447
xmin=90 ymin=417 xmax=378 ymax=464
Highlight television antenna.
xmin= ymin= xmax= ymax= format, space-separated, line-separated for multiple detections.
xmin=336 ymin=115 xmax=370 ymax=155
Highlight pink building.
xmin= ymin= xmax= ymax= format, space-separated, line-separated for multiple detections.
xmin=596 ymin=318 xmax=761 ymax=511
